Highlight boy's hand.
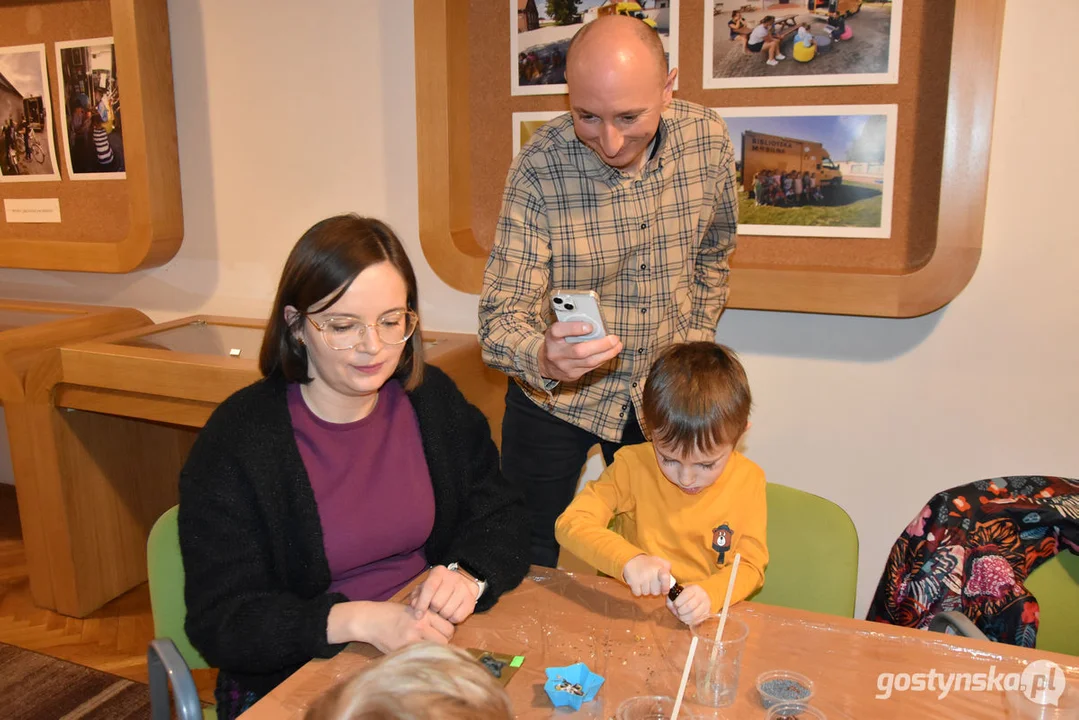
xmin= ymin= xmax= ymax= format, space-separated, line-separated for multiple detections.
xmin=621 ymin=554 xmax=672 ymax=597
xmin=666 ymin=584 xmax=712 ymax=626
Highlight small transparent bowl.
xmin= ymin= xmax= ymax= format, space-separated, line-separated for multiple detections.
xmin=766 ymin=703 xmax=827 ymax=719
xmin=757 ymin=670 xmax=815 ymax=709
xmin=1005 ymin=682 xmax=1079 ymax=719
xmin=616 ymin=695 xmax=699 ymax=720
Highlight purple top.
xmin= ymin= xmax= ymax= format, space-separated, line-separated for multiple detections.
xmin=287 ymin=380 xmax=435 ymax=602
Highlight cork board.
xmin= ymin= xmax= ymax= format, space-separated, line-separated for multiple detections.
xmin=0 ymin=0 xmax=182 ymax=273
xmin=414 ymin=0 xmax=1004 ymax=317
xmin=476 ymin=0 xmax=949 ymax=274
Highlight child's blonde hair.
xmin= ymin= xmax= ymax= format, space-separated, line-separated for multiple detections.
xmin=305 ymin=643 xmax=513 ymax=720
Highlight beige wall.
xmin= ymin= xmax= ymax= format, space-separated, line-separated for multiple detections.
xmin=0 ymin=0 xmax=1076 ymax=617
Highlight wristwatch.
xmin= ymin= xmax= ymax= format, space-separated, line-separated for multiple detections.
xmin=447 ymin=561 xmax=488 ymax=600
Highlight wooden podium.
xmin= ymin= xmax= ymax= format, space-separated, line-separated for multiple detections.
xmin=17 ymin=316 xmax=506 ymax=617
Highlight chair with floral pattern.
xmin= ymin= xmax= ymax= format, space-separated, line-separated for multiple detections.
xmin=866 ymin=476 xmax=1079 ymax=650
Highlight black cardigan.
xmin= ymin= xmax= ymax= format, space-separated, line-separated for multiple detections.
xmin=178 ymin=365 xmax=529 ymax=696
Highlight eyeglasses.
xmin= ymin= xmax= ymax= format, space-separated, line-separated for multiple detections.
xmin=305 ymin=310 xmax=418 ymax=350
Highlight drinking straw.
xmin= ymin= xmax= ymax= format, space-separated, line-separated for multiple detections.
xmin=670 ymin=634 xmax=698 ymax=720
xmin=706 ymin=553 xmax=742 ymax=677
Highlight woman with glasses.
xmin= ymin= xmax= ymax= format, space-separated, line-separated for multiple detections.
xmin=178 ymin=214 xmax=529 ymax=719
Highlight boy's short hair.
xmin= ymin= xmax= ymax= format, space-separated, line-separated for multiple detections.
xmin=304 ymin=643 xmax=513 ymax=720
xmin=642 ymin=342 xmax=752 ymax=455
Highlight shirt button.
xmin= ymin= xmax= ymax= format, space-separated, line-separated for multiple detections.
xmin=632 ymin=382 xmax=638 ymax=388
xmin=639 ymin=222 xmax=647 ymax=229
xmin=619 ymin=412 xmax=625 ymax=418
xmin=640 ymin=307 xmax=647 ymax=314
xmin=621 ymin=404 xmax=627 ymax=410
xmin=640 ymin=264 xmax=647 ymax=271
xmin=637 ymin=347 xmax=645 ymax=354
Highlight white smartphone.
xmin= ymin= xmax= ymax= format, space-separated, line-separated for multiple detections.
xmin=551 ymin=289 xmax=609 ymax=344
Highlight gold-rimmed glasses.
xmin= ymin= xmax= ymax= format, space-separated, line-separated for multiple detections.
xmin=305 ymin=310 xmax=418 ymax=350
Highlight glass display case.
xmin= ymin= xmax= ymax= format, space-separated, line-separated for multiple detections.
xmin=0 ymin=299 xmax=151 ymax=403
xmin=17 ymin=314 xmax=506 ymax=618
xmin=0 ymin=299 xmax=153 ymax=619
xmin=116 ymin=319 xmax=267 ymax=357
xmin=0 ymin=309 xmax=80 ymax=333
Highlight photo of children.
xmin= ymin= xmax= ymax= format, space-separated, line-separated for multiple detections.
xmin=0 ymin=44 xmax=61 ymax=182
xmin=512 ymin=110 xmax=566 ymax=154
xmin=705 ymin=0 xmax=902 ymax=89
xmin=513 ymin=0 xmax=679 ymax=96
xmin=56 ymin=38 xmax=125 ymax=180
xmin=719 ymin=105 xmax=897 ymax=238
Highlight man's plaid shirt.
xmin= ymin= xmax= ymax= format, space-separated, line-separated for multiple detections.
xmin=479 ymin=100 xmax=737 ymax=442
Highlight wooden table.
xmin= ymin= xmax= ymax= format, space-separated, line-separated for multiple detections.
xmin=17 ymin=315 xmax=506 ymax=617
xmin=241 ymin=568 xmax=1079 ymax=719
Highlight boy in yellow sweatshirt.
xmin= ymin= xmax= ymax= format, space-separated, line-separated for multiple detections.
xmin=555 ymin=342 xmax=767 ymax=626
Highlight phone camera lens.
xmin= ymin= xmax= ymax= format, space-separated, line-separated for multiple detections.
xmin=564 ymin=303 xmax=575 ymax=310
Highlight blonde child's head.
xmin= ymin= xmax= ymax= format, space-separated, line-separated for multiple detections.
xmin=305 ymin=643 xmax=513 ymax=720
xmin=642 ymin=342 xmax=752 ymax=494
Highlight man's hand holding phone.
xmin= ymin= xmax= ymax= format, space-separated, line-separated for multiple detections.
xmin=539 ymin=290 xmax=623 ymax=382
xmin=539 ymin=322 xmax=623 ymax=382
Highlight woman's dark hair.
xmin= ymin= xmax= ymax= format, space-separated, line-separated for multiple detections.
xmin=642 ymin=342 xmax=752 ymax=456
xmin=259 ymin=214 xmax=424 ymax=389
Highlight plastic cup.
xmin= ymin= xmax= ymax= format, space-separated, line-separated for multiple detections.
xmin=616 ymin=695 xmax=698 ymax=720
xmin=766 ymin=703 xmax=827 ymax=719
xmin=1005 ymin=680 xmax=1079 ymax=720
xmin=757 ymin=670 xmax=815 ymax=709
xmin=691 ymin=616 xmax=749 ymax=708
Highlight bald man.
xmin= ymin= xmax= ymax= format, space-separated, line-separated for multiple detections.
xmin=479 ymin=16 xmax=738 ymax=568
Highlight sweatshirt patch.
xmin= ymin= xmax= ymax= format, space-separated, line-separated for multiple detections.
xmin=712 ymin=523 xmax=733 ymax=565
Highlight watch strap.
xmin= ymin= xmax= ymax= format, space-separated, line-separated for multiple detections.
xmin=447 ymin=561 xmax=487 ymax=600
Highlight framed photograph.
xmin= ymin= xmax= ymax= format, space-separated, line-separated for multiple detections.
xmin=512 ymin=0 xmax=679 ymax=96
xmin=0 ymin=44 xmax=61 ymax=182
xmin=55 ymin=37 xmax=126 ymax=180
xmin=512 ymin=110 xmax=566 ymax=155
xmin=704 ymin=0 xmax=902 ymax=89
xmin=718 ymin=104 xmax=898 ymax=238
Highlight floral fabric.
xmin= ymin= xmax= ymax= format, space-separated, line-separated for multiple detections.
xmin=867 ymin=476 xmax=1079 ymax=646
xmin=214 ymin=672 xmax=259 ymax=720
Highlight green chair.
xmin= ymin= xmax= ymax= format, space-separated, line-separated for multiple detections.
xmin=147 ymin=505 xmax=216 ymax=719
xmin=748 ymin=483 xmax=859 ymax=617
xmin=1025 ymin=550 xmax=1079 ymax=656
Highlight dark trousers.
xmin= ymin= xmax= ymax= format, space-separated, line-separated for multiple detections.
xmin=500 ymin=380 xmax=647 ymax=568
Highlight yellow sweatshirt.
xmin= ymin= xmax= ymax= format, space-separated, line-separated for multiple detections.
xmin=555 ymin=443 xmax=768 ymax=613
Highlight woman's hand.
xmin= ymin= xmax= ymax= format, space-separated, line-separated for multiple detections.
xmin=665 ymin=584 xmax=712 ymax=627
xmin=621 ymin=554 xmax=672 ymax=597
xmin=327 ymin=600 xmax=454 ymax=654
xmin=410 ymin=565 xmax=479 ymax=624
